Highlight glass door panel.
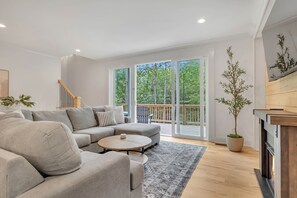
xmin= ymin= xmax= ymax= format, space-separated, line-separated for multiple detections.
xmin=136 ymin=61 xmax=172 ymax=136
xmin=114 ymin=68 xmax=131 ymax=116
xmin=174 ymin=59 xmax=206 ymax=139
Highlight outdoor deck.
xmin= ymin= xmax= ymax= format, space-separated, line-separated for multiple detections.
xmin=153 ymin=122 xmax=205 ymax=137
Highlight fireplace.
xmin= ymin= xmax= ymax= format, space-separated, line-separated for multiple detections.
xmin=265 ymin=142 xmax=274 ymax=194
xmin=254 ymin=120 xmax=275 ymax=198
xmin=254 ymin=109 xmax=297 ymax=198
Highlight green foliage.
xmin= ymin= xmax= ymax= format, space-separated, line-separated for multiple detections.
xmin=215 ymin=47 xmax=253 ymax=136
xmin=270 ymin=34 xmax=297 ymax=74
xmin=114 ymin=60 xmax=206 ymax=116
xmin=227 ymin=134 xmax=243 ymax=138
xmin=1 ymin=94 xmax=35 ymax=107
xmin=136 ymin=62 xmax=172 ymax=104
xmin=135 ymin=60 xmax=204 ymax=105
xmin=114 ymin=69 xmax=129 ymax=105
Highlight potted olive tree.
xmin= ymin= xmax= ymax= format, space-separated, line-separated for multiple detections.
xmin=216 ymin=47 xmax=253 ymax=152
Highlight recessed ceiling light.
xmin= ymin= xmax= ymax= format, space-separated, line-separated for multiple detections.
xmin=75 ymin=49 xmax=80 ymax=52
xmin=198 ymin=18 xmax=206 ymax=24
xmin=0 ymin=24 xmax=6 ymax=28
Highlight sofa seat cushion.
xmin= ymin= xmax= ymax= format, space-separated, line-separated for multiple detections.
xmin=75 ymin=127 xmax=114 ymax=143
xmin=113 ymin=123 xmax=160 ymax=137
xmin=32 ymin=110 xmax=74 ymax=131
xmin=67 ymin=107 xmax=97 ymax=131
xmin=0 ymin=118 xmax=82 ymax=176
xmin=130 ymin=161 xmax=144 ymax=190
xmin=73 ymin=134 xmax=91 ymax=148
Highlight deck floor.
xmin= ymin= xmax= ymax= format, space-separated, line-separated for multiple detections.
xmin=152 ymin=122 xmax=205 ymax=137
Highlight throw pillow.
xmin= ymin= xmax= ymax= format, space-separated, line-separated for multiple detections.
xmin=104 ymin=105 xmax=125 ymax=124
xmin=96 ymin=111 xmax=117 ymax=127
xmin=21 ymin=109 xmax=34 ymax=121
xmin=0 ymin=110 xmax=24 ymax=120
xmin=0 ymin=118 xmax=82 ymax=176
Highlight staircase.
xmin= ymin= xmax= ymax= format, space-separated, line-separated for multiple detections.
xmin=58 ymin=80 xmax=81 ymax=108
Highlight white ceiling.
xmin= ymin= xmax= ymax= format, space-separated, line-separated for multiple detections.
xmin=0 ymin=0 xmax=264 ymax=60
xmin=265 ymin=0 xmax=297 ymax=27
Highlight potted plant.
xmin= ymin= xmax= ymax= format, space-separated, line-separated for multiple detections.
xmin=216 ymin=47 xmax=253 ymax=152
xmin=0 ymin=94 xmax=35 ymax=110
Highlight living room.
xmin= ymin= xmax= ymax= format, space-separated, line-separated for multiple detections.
xmin=0 ymin=0 xmax=297 ymax=198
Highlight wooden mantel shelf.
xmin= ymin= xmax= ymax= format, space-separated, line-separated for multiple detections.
xmin=253 ymin=109 xmax=297 ymax=127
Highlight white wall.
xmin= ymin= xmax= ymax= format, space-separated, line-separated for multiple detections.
xmin=253 ymin=38 xmax=267 ymax=150
xmin=0 ymin=43 xmax=61 ymax=110
xmin=61 ymin=55 xmax=99 ymax=106
xmin=63 ymin=35 xmax=266 ymax=147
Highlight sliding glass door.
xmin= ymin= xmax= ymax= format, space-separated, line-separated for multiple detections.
xmin=173 ymin=58 xmax=206 ymax=139
xmin=112 ymin=58 xmax=207 ymax=140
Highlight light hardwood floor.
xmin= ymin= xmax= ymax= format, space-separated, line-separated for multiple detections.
xmin=161 ymin=136 xmax=262 ymax=198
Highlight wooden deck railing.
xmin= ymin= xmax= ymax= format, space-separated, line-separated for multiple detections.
xmin=58 ymin=80 xmax=81 ymax=108
xmin=119 ymin=103 xmax=205 ymax=125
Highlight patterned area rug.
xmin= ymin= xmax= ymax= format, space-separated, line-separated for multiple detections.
xmin=143 ymin=141 xmax=206 ymax=198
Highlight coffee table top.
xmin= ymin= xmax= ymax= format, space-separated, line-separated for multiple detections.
xmin=98 ymin=135 xmax=152 ymax=151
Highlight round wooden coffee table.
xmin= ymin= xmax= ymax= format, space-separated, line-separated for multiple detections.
xmin=98 ymin=135 xmax=152 ymax=164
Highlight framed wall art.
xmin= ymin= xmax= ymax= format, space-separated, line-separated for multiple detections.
xmin=0 ymin=69 xmax=9 ymax=98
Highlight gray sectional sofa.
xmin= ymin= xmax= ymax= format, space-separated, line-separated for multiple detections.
xmin=0 ymin=107 xmax=161 ymax=198
xmin=24 ymin=106 xmax=160 ymax=153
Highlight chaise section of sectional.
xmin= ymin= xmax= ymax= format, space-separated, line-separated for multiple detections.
xmin=112 ymin=123 xmax=161 ymax=147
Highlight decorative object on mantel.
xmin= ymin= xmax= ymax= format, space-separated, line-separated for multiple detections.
xmin=216 ymin=46 xmax=253 ymax=152
xmin=269 ymin=34 xmax=297 ymax=79
xmin=0 ymin=69 xmax=9 ymax=98
xmin=0 ymin=94 xmax=35 ymax=110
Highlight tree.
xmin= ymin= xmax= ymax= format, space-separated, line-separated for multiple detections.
xmin=215 ymin=47 xmax=253 ymax=137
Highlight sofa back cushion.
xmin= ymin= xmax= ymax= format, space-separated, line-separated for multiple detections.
xmin=92 ymin=106 xmax=105 ymax=113
xmin=67 ymin=107 xmax=97 ymax=130
xmin=32 ymin=110 xmax=74 ymax=131
xmin=0 ymin=118 xmax=82 ymax=176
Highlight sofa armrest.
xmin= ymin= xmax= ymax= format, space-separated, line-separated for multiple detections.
xmin=0 ymin=148 xmax=44 ymax=198
xmin=125 ymin=116 xmax=132 ymax=123
xmin=18 ymin=151 xmax=131 ymax=198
